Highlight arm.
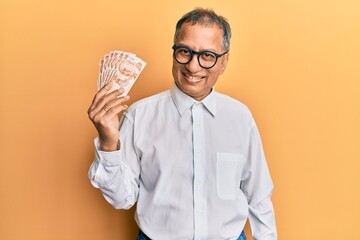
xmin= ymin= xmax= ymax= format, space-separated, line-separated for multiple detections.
xmin=241 ymin=121 xmax=277 ymax=239
xmin=87 ymin=81 xmax=139 ymax=209
xmin=248 ymin=197 xmax=277 ymax=240
xmin=88 ymin=117 xmax=140 ymax=209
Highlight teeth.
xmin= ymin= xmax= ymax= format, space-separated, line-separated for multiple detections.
xmin=183 ymin=73 xmax=204 ymax=83
xmin=186 ymin=74 xmax=202 ymax=79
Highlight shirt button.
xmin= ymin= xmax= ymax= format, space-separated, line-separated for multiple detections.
xmin=103 ymin=157 xmax=108 ymax=161
xmin=93 ymin=175 xmax=100 ymax=181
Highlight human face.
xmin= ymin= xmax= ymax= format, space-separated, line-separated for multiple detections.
xmin=172 ymin=23 xmax=229 ymax=101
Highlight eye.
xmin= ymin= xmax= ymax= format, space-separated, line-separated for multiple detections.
xmin=178 ymin=48 xmax=190 ymax=55
xmin=201 ymin=52 xmax=216 ymax=60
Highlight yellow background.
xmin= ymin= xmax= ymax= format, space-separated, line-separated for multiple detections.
xmin=1 ymin=0 xmax=359 ymax=239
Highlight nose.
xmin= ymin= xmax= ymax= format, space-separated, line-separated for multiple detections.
xmin=185 ymin=54 xmax=202 ymax=73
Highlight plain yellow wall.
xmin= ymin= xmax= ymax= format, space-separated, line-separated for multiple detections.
xmin=1 ymin=0 xmax=359 ymax=239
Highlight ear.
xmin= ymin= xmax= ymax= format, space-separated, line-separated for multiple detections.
xmin=219 ymin=53 xmax=229 ymax=75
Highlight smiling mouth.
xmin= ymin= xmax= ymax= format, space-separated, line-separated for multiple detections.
xmin=183 ymin=72 xmax=205 ymax=83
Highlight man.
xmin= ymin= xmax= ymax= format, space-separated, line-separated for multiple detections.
xmin=88 ymin=8 xmax=277 ymax=240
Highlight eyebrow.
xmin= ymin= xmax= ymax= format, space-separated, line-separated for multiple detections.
xmin=175 ymin=43 xmax=220 ymax=53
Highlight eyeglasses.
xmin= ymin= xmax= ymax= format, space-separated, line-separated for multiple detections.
xmin=172 ymin=45 xmax=229 ymax=69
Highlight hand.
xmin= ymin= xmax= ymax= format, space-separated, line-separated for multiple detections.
xmin=87 ymin=81 xmax=130 ymax=151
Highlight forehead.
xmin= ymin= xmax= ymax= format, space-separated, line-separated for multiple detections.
xmin=176 ymin=23 xmax=224 ymax=51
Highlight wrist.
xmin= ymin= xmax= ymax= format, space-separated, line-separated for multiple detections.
xmin=100 ymin=139 xmax=120 ymax=152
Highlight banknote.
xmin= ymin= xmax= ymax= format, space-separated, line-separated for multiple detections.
xmin=97 ymin=50 xmax=146 ymax=96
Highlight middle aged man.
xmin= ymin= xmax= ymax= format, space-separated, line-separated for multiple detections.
xmin=88 ymin=8 xmax=277 ymax=240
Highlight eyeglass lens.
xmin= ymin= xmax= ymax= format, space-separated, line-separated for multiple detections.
xmin=174 ymin=47 xmax=217 ymax=68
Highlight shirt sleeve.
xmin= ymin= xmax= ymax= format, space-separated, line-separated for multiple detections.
xmin=88 ymin=114 xmax=140 ymax=210
xmin=240 ymin=121 xmax=278 ymax=239
xmin=248 ymin=197 xmax=277 ymax=240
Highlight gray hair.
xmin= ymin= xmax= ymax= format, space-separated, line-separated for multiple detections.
xmin=174 ymin=8 xmax=232 ymax=51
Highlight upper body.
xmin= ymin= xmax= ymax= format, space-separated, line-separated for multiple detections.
xmin=89 ymin=84 xmax=276 ymax=239
xmin=87 ymin=8 xmax=277 ymax=240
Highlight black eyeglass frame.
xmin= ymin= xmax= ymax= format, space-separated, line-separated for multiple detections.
xmin=172 ymin=45 xmax=229 ymax=69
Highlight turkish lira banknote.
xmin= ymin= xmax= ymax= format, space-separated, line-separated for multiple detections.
xmin=97 ymin=50 xmax=146 ymax=96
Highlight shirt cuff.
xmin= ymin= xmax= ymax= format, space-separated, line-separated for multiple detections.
xmin=248 ymin=197 xmax=278 ymax=240
xmin=94 ymin=137 xmax=122 ymax=165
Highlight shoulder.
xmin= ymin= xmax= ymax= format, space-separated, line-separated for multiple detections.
xmin=125 ymin=90 xmax=171 ymax=115
xmin=214 ymin=91 xmax=254 ymax=125
xmin=215 ymin=91 xmax=251 ymax=114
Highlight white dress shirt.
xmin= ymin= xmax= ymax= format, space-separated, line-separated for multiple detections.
xmin=89 ymin=84 xmax=277 ymax=240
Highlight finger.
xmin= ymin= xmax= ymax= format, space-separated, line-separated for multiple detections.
xmin=94 ymin=89 xmax=128 ymax=114
xmin=93 ymin=100 xmax=129 ymax=125
xmin=104 ymin=94 xmax=130 ymax=111
xmin=89 ymin=84 xmax=125 ymax=116
xmin=88 ymin=83 xmax=117 ymax=120
xmin=89 ymin=80 xmax=120 ymax=112
xmin=98 ymin=95 xmax=129 ymax=118
xmin=103 ymin=101 xmax=129 ymax=117
xmin=89 ymin=92 xmax=129 ymax=122
xmin=88 ymin=82 xmax=114 ymax=116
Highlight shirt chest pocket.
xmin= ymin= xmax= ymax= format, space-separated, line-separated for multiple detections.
xmin=216 ymin=152 xmax=245 ymax=200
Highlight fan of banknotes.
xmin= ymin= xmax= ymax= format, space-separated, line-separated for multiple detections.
xmin=97 ymin=50 xmax=146 ymax=96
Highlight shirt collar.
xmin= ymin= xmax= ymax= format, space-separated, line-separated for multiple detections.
xmin=170 ymin=83 xmax=217 ymax=117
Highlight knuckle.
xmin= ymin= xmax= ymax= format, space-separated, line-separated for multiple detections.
xmin=102 ymin=95 xmax=110 ymax=104
xmin=98 ymin=118 xmax=108 ymax=126
xmin=93 ymin=94 xmax=100 ymax=102
xmin=87 ymin=107 xmax=94 ymax=116
xmin=93 ymin=115 xmax=102 ymax=123
xmin=98 ymin=95 xmax=104 ymax=103
xmin=87 ymin=111 xmax=94 ymax=120
xmin=95 ymin=90 xmax=102 ymax=98
xmin=88 ymin=113 xmax=93 ymax=120
xmin=107 ymin=108 xmax=114 ymax=114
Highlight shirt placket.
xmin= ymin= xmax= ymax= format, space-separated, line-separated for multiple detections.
xmin=192 ymin=102 xmax=208 ymax=240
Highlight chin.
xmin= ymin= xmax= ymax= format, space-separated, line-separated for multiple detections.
xmin=181 ymin=84 xmax=207 ymax=100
